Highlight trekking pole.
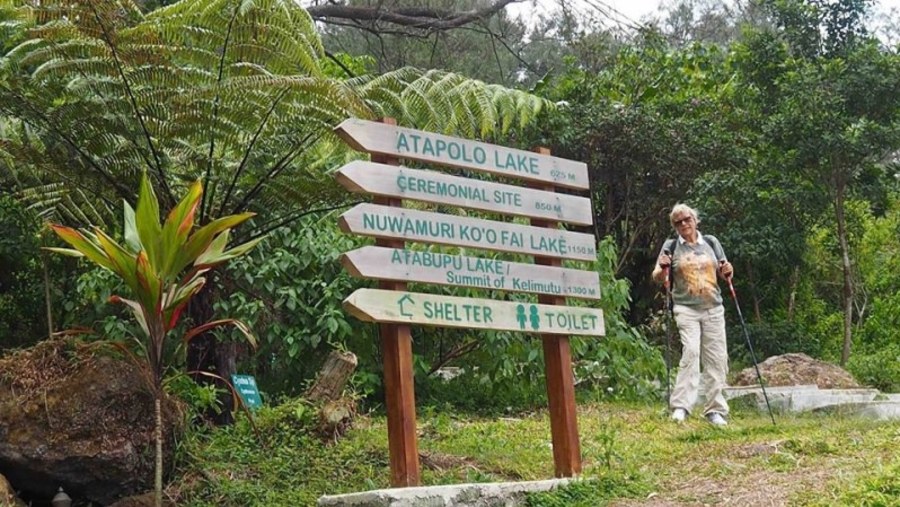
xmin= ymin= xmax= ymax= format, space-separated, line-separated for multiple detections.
xmin=662 ymin=250 xmax=674 ymax=405
xmin=723 ymin=267 xmax=776 ymax=425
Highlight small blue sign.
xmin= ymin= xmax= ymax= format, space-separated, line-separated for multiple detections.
xmin=231 ymin=374 xmax=263 ymax=410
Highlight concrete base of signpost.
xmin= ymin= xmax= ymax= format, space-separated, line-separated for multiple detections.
xmin=316 ymin=478 xmax=571 ymax=507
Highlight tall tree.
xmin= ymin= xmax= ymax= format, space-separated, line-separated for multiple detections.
xmin=0 ymin=0 xmax=548 ymax=418
xmin=748 ymin=0 xmax=900 ymax=364
xmin=526 ymin=31 xmax=746 ymax=322
xmin=317 ymin=0 xmax=564 ymax=87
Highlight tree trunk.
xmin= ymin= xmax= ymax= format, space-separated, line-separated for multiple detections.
xmin=42 ymin=253 xmax=54 ymax=339
xmin=834 ymin=185 xmax=854 ymax=366
xmin=787 ymin=265 xmax=799 ymax=322
xmin=154 ymin=396 xmax=162 ymax=507
xmin=186 ymin=287 xmax=235 ymax=424
xmin=307 ymin=350 xmax=358 ymax=403
xmin=216 ymin=341 xmax=239 ymax=424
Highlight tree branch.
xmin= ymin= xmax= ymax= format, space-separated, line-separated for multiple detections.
xmin=307 ymin=0 xmax=522 ymax=31
xmin=324 ymin=50 xmax=357 ymax=78
xmin=238 ymin=200 xmax=361 ymax=243
xmin=87 ymin=1 xmax=174 ymax=207
xmin=201 ymin=3 xmax=242 ymax=225
xmin=217 ymin=87 xmax=291 ymax=218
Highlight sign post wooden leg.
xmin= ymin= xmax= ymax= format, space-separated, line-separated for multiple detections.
xmin=380 ymin=319 xmax=420 ymax=486
xmin=541 ymin=333 xmax=581 ymax=476
xmin=532 ymin=146 xmax=582 ymax=477
xmin=374 ymin=117 xmax=420 ymax=487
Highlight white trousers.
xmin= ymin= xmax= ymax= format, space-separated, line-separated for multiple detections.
xmin=670 ymin=304 xmax=729 ymax=416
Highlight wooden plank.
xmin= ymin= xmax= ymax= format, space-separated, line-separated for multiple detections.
xmin=336 ymin=161 xmax=593 ymax=225
xmin=334 ymin=118 xmax=589 ymax=190
xmin=338 ymin=203 xmax=597 ymax=261
xmin=341 ymin=246 xmax=601 ymax=300
xmin=343 ymin=288 xmax=605 ymax=336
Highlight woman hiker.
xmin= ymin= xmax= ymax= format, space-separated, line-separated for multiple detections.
xmin=651 ymin=203 xmax=733 ymax=426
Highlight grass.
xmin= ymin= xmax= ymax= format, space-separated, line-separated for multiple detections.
xmin=170 ymin=399 xmax=900 ymax=506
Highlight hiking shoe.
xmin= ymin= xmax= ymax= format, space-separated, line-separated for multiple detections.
xmin=671 ymin=408 xmax=687 ymax=423
xmin=706 ymin=412 xmax=727 ymax=427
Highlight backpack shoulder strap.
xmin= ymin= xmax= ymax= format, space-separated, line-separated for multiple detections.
xmin=663 ymin=238 xmax=677 ymax=254
xmin=704 ymin=235 xmax=724 ymax=262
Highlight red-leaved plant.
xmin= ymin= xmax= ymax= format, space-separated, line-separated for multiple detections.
xmin=46 ymin=172 xmax=262 ymax=507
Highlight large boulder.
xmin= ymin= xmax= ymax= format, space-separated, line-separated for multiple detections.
xmin=733 ymin=353 xmax=860 ymax=389
xmin=0 ymin=472 xmax=26 ymax=507
xmin=0 ymin=339 xmax=181 ymax=505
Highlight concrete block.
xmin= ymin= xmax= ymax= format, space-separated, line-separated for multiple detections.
xmin=817 ymin=401 xmax=900 ymax=420
xmin=721 ymin=385 xmax=819 ymax=412
xmin=788 ymin=389 xmax=880 ymax=412
xmin=317 ymin=479 xmax=571 ymax=507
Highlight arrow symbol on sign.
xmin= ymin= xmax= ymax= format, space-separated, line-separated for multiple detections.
xmin=397 ymin=294 xmax=415 ymax=317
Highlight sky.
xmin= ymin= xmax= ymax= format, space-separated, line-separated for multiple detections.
xmin=508 ymin=0 xmax=900 ymax=32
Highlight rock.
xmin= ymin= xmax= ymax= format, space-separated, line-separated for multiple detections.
xmin=0 ymin=473 xmax=26 ymax=507
xmin=0 ymin=339 xmax=182 ymax=505
xmin=732 ymin=353 xmax=860 ymax=389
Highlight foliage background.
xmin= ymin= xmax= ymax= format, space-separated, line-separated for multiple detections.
xmin=0 ymin=0 xmax=898 ymax=429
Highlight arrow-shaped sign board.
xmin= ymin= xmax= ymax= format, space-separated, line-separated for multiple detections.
xmin=342 ymin=246 xmax=601 ymax=300
xmin=335 ymin=118 xmax=589 ymax=190
xmin=336 ymin=161 xmax=593 ymax=226
xmin=339 ymin=204 xmax=597 ymax=261
xmin=344 ymin=289 xmax=605 ymax=336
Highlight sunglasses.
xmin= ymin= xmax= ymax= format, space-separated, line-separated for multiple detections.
xmin=672 ymin=217 xmax=693 ymax=227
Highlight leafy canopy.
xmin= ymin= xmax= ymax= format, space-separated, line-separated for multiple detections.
xmin=0 ymin=0 xmax=549 ymax=234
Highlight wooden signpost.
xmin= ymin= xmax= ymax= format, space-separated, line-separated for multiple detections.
xmin=339 ymin=203 xmax=597 ymax=261
xmin=335 ymin=118 xmax=589 ymax=189
xmin=344 ymin=289 xmax=604 ymax=335
xmin=341 ymin=246 xmax=602 ymax=300
xmin=336 ymin=160 xmax=593 ymax=225
xmin=334 ymin=117 xmax=603 ymax=487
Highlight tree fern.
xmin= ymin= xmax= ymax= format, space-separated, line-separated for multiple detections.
xmin=1 ymin=0 xmax=551 ymax=238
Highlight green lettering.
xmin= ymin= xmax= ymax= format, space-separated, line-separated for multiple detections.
xmin=422 ymin=137 xmax=435 ymax=156
xmin=440 ymin=222 xmax=453 ymax=238
xmin=396 ymin=132 xmax=409 ymax=153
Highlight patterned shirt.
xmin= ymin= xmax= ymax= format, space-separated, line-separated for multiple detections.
xmin=659 ymin=233 xmax=727 ymax=309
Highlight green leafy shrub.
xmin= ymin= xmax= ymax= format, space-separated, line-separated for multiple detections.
xmin=417 ymin=366 xmax=548 ymax=415
xmin=859 ymin=292 xmax=900 ymax=350
xmin=0 ymin=196 xmax=54 ymax=349
xmin=417 ymin=237 xmax=664 ymax=411
xmin=727 ymin=319 xmax=823 ymax=367
xmin=215 ymin=216 xmax=375 ymax=396
xmin=847 ymin=344 xmax=900 ymax=392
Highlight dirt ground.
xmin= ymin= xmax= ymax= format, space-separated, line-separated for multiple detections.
xmin=609 ymin=465 xmax=835 ymax=506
